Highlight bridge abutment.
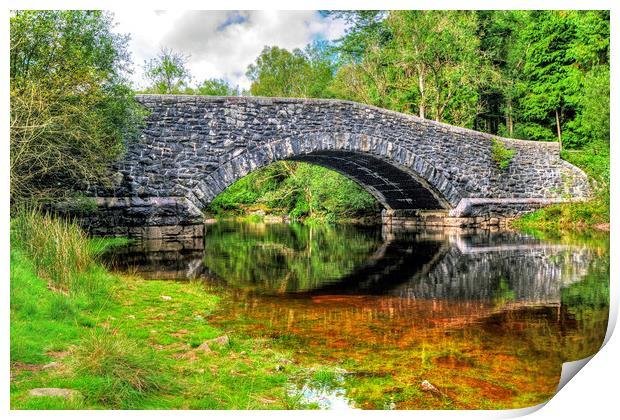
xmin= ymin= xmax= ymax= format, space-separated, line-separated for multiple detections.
xmin=381 ymin=209 xmax=512 ymax=230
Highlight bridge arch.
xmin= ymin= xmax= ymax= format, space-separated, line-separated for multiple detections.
xmin=187 ymin=135 xmax=459 ymax=212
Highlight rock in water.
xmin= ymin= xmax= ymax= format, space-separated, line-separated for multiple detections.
xmin=29 ymin=388 xmax=81 ymax=399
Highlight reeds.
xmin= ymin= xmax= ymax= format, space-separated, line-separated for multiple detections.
xmin=11 ymin=207 xmax=94 ymax=293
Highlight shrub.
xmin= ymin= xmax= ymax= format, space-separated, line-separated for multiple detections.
xmin=491 ymin=138 xmax=515 ymax=170
xmin=10 ymin=11 xmax=145 ymax=208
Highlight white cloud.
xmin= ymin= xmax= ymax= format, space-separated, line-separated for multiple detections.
xmin=111 ymin=10 xmax=348 ymax=90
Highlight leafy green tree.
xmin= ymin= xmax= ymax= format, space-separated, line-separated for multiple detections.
xmin=246 ymin=46 xmax=309 ymax=97
xmin=518 ymin=11 xmax=580 ymax=145
xmin=143 ymin=47 xmax=192 ymax=94
xmin=195 ymin=78 xmax=239 ymax=96
xmin=10 ymin=10 xmax=143 ymax=207
xmin=246 ymin=42 xmax=336 ymax=98
xmin=475 ymin=10 xmax=529 ymax=135
xmin=575 ymin=65 xmax=610 ymax=145
xmin=331 ymin=11 xmax=489 ymax=127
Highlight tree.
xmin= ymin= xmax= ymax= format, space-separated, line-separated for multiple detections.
xmin=518 ymin=11 xmax=580 ymax=145
xmin=475 ymin=10 xmax=529 ymax=135
xmin=143 ymin=47 xmax=192 ymax=94
xmin=246 ymin=46 xmax=310 ymax=97
xmin=10 ymin=10 xmax=144 ymax=207
xmin=195 ymin=78 xmax=239 ymax=96
xmin=246 ymin=43 xmax=336 ymax=98
xmin=331 ymin=11 xmax=488 ymax=127
xmin=574 ymin=65 xmax=610 ymax=145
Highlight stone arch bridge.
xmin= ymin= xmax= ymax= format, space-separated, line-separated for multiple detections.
xmin=86 ymin=95 xmax=589 ymax=237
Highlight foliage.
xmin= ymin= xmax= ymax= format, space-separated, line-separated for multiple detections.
xmin=194 ymin=78 xmax=239 ymax=96
xmin=10 ymin=10 xmax=144 ymax=207
xmin=239 ymin=10 xmax=609 ymax=227
xmin=490 ymin=139 xmax=515 ymax=170
xmin=332 ymin=11 xmax=489 ymax=126
xmin=142 ymin=46 xmax=192 ymax=94
xmin=207 ymin=161 xmax=379 ymax=221
xmin=574 ymin=65 xmax=610 ymax=144
xmin=246 ymin=42 xmax=336 ymax=98
xmin=11 ymin=208 xmax=96 ymax=292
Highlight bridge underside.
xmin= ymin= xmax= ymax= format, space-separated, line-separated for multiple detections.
xmin=290 ymin=151 xmax=446 ymax=211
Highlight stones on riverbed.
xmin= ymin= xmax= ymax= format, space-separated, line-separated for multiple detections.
xmin=29 ymin=388 xmax=81 ymax=399
xmin=161 ymin=295 xmax=172 ymax=301
xmin=420 ymin=380 xmax=440 ymax=394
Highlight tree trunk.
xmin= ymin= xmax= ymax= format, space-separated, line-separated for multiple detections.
xmin=506 ymin=98 xmax=514 ymax=136
xmin=555 ymin=108 xmax=562 ymax=149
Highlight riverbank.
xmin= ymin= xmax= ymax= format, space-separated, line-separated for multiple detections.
xmin=10 ymin=212 xmax=321 ymax=409
xmin=205 ymin=211 xmax=382 ymax=227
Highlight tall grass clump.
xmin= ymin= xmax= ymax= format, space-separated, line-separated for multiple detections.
xmin=71 ymin=328 xmax=169 ymax=408
xmin=11 ymin=207 xmax=110 ymax=295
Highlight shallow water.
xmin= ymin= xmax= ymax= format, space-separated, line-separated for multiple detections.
xmin=104 ymin=221 xmax=610 ymax=409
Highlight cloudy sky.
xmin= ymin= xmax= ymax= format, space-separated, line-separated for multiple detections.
xmin=112 ymin=10 xmax=349 ymax=90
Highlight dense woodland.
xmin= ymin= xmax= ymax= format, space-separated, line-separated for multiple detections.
xmin=10 ymin=10 xmax=610 ymax=226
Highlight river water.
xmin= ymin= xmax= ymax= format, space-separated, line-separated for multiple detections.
xmin=104 ymin=221 xmax=610 ymax=409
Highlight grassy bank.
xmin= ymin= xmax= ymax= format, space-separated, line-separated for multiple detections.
xmin=512 ymin=144 xmax=610 ymax=232
xmin=9 ymin=211 xmax=323 ymax=409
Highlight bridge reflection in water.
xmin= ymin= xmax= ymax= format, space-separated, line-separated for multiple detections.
xmin=104 ymin=221 xmax=609 ymax=409
xmin=107 ymin=221 xmax=595 ymax=303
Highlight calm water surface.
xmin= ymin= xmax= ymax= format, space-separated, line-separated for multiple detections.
xmin=105 ymin=221 xmax=610 ymax=409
